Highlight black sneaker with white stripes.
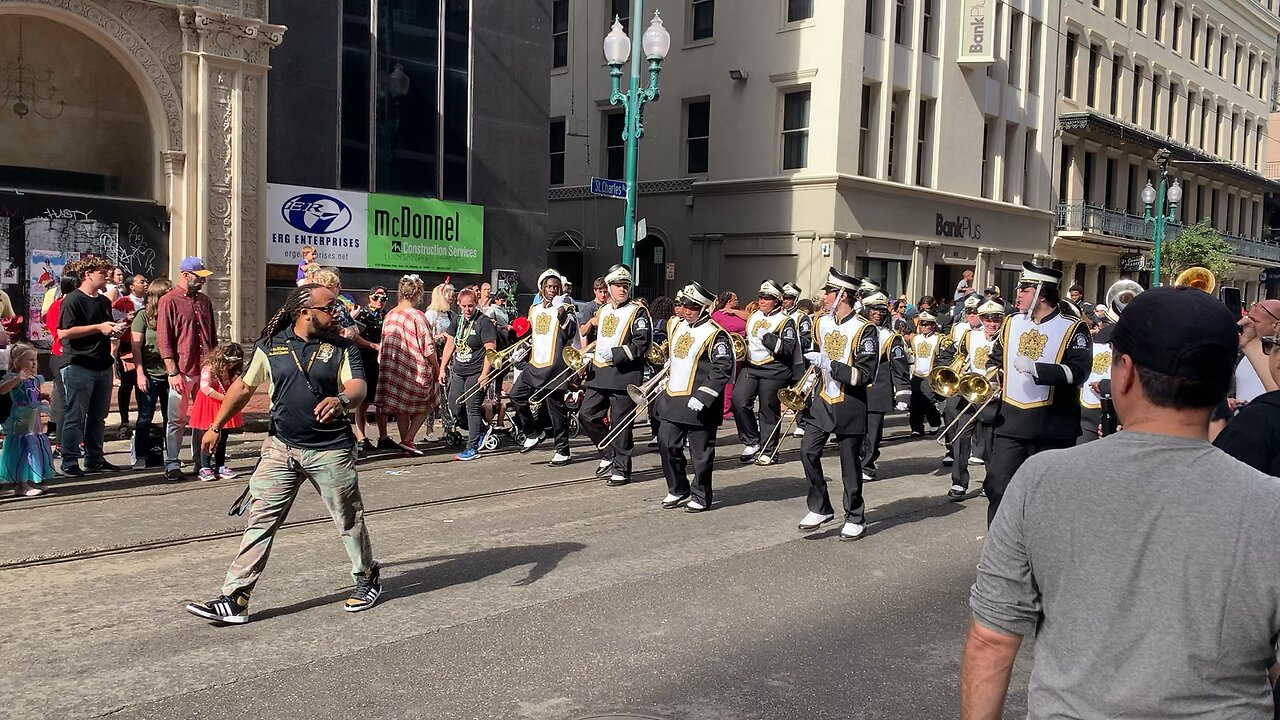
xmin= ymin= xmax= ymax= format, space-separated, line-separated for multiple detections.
xmin=345 ymin=564 xmax=383 ymax=613
xmin=184 ymin=591 xmax=250 ymax=624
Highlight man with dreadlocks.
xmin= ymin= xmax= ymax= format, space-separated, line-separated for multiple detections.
xmin=183 ymin=283 xmax=381 ymax=624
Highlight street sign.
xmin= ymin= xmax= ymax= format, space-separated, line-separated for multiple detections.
xmin=616 ymin=218 xmax=647 ymax=248
xmin=590 ymin=176 xmax=627 ymax=199
xmin=665 ymin=261 xmax=676 ymax=280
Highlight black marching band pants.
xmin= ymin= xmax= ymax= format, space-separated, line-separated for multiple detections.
xmin=447 ymin=370 xmax=485 ymax=451
xmin=509 ymin=374 xmax=571 ymax=454
xmin=731 ymin=369 xmax=788 ymax=455
xmin=984 ymin=434 xmax=1075 ymax=525
xmin=579 ymin=387 xmax=636 ymax=477
xmin=908 ymin=377 xmax=941 ymax=434
xmin=861 ymin=412 xmax=886 ymax=477
xmin=942 ymin=397 xmax=993 ymax=490
xmin=800 ymin=425 xmax=866 ymax=525
xmin=658 ymin=420 xmax=716 ymax=507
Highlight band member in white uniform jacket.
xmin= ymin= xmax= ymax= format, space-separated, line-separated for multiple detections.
xmin=1078 ymin=323 xmax=1114 ymax=444
xmin=860 ymin=292 xmax=911 ymax=481
xmin=509 ymin=269 xmax=578 ymax=466
xmin=797 ymin=267 xmax=881 ymax=541
xmin=782 ymin=282 xmax=813 ymax=353
xmin=908 ymin=312 xmax=944 ymax=435
xmin=983 ymin=261 xmax=1092 ymax=524
xmin=656 ymin=282 xmax=735 ymax=512
xmin=578 ymin=264 xmax=652 ymax=486
xmin=732 ymin=279 xmax=801 ymax=464
xmin=935 ymin=298 xmax=1003 ymax=497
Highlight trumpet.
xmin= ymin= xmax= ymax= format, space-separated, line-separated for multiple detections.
xmin=755 ymin=366 xmax=820 ymax=465
xmin=646 ymin=340 xmax=668 ymax=365
xmin=596 ymin=364 xmax=670 ymax=450
xmin=935 ymin=368 xmax=1002 ymax=446
xmin=528 ymin=341 xmax=596 ymax=410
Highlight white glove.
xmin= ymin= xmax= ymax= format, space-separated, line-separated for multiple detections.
xmin=1013 ymin=355 xmax=1037 ymax=377
xmin=580 ymin=352 xmax=595 ymax=363
xmin=512 ymin=345 xmax=529 ymax=362
xmin=804 ymin=351 xmax=832 ymax=372
xmin=895 ymin=401 xmax=908 ymax=412
xmin=688 ymin=397 xmax=706 ymax=412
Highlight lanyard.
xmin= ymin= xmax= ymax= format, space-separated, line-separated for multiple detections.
xmin=287 ymin=340 xmax=323 ymax=398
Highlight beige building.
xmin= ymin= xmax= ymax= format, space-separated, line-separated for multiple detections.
xmin=0 ymin=0 xmax=281 ymax=344
xmin=1055 ymin=0 xmax=1280 ymax=304
xmin=548 ymin=0 xmax=1063 ymax=304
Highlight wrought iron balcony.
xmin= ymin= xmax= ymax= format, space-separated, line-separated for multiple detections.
xmin=1056 ymin=202 xmax=1280 ymax=263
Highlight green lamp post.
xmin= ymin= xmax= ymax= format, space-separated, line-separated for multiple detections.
xmin=603 ymin=4 xmax=672 ymax=269
xmin=1141 ymin=149 xmax=1183 ymax=287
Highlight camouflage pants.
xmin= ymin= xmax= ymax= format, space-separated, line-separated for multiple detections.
xmin=222 ymin=437 xmax=375 ymax=597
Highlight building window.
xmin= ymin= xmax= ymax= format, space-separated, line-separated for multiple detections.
xmin=1136 ymin=0 xmax=1147 ymax=30
xmin=1110 ymin=56 xmax=1122 ymax=114
xmin=1127 ymin=165 xmax=1139 ymax=211
xmin=866 ymin=0 xmax=878 ymax=33
xmin=787 ymin=0 xmax=814 ymax=23
xmin=1059 ymin=144 xmax=1071 ymax=203
xmin=1023 ymin=130 xmax=1036 ymax=207
xmin=1003 ymin=126 xmax=1018 ymax=203
xmin=921 ymin=0 xmax=935 ymax=53
xmin=1214 ymin=106 xmax=1223 ymax=155
xmin=605 ymin=111 xmax=625 ymax=179
xmin=552 ymin=0 xmax=569 ymax=68
xmin=441 ymin=0 xmax=470 ymax=200
xmin=1199 ymin=102 xmax=1208 ymax=149
xmin=1064 ymin=33 xmax=1078 ymax=99
xmin=1149 ymin=73 xmax=1161 ymax=130
xmin=1172 ymin=5 xmax=1182 ymax=51
xmin=1204 ymin=26 xmax=1212 ymax=69
xmin=1219 ymin=34 xmax=1228 ymax=77
xmin=1190 ymin=16 xmax=1199 ymax=62
xmin=859 ymin=84 xmax=876 ymax=176
xmin=550 ymin=119 xmax=566 ymax=185
xmin=1247 ymin=52 xmax=1256 ymax=94
xmin=1087 ymin=43 xmax=1101 ymax=108
xmin=1104 ymin=158 xmax=1116 ymax=208
xmin=1262 ymin=62 xmax=1270 ymax=101
xmin=981 ymin=119 xmax=993 ymax=199
xmin=887 ymin=95 xmax=900 ymax=180
xmin=1185 ymin=91 xmax=1195 ymax=143
xmin=339 ymin=0 xmax=372 ymax=191
xmin=685 ymin=100 xmax=710 ymax=174
xmin=894 ymin=0 xmax=908 ymax=45
xmin=1092 ymin=0 xmax=1100 ymax=9
xmin=691 ymin=0 xmax=714 ymax=40
xmin=1028 ymin=24 xmax=1040 ymax=94
xmin=1008 ymin=12 xmax=1022 ymax=88
xmin=781 ymin=89 xmax=810 ymax=170
xmin=1233 ymin=44 xmax=1242 ymax=86
xmin=916 ymin=99 xmax=933 ymax=186
xmin=1230 ymin=112 xmax=1239 ymax=161
xmin=1131 ymin=64 xmax=1143 ymax=123
xmin=1154 ymin=0 xmax=1165 ymax=42
xmin=1083 ymin=151 xmax=1095 ymax=204
xmin=1167 ymin=83 xmax=1179 ymax=137
xmin=611 ymin=0 xmax=630 ymax=31
xmin=1115 ymin=0 xmax=1125 ymax=20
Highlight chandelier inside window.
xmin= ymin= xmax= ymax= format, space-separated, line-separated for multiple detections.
xmin=1 ymin=17 xmax=65 ymax=120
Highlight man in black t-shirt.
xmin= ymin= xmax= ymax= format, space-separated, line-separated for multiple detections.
xmin=57 ymin=256 xmax=128 ymax=476
xmin=440 ymin=287 xmax=498 ymax=460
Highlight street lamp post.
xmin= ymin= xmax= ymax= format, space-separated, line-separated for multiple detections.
xmin=1141 ymin=148 xmax=1183 ymax=287
xmin=603 ymin=4 xmax=671 ymax=269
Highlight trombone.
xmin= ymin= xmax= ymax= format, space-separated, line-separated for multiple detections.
xmin=755 ymin=366 xmax=819 ymax=465
xmin=456 ymin=335 xmax=533 ymax=403
xmin=934 ymin=368 xmax=1002 ymax=446
xmin=595 ymin=364 xmax=670 ymax=450
xmin=528 ymin=341 xmax=596 ymax=410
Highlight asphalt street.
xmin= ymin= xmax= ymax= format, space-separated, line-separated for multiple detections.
xmin=1 ymin=415 xmax=1033 ymax=719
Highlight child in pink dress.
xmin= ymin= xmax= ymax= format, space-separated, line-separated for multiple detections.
xmin=188 ymin=342 xmax=245 ymax=481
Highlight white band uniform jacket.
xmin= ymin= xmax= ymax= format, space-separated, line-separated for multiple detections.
xmin=801 ymin=311 xmax=881 ymax=436
xmin=586 ymin=299 xmax=653 ymax=390
xmin=516 ymin=301 xmax=578 ymax=385
xmin=987 ymin=308 xmax=1093 ymax=440
xmin=745 ymin=308 xmax=802 ymax=380
xmin=655 ymin=317 xmax=735 ymax=427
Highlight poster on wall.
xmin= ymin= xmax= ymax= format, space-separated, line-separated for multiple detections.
xmin=366 ymin=193 xmax=484 ymax=274
xmin=266 ymin=183 xmax=368 ymax=269
xmin=28 ymin=249 xmax=79 ymax=346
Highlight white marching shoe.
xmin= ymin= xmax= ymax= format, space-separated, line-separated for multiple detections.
xmin=661 ymin=493 xmax=689 ymax=509
xmin=969 ymin=456 xmax=985 ymax=465
xmin=798 ymin=511 xmax=835 ymax=531
xmin=740 ymin=445 xmax=759 ymax=462
xmin=792 ymin=427 xmax=805 ymax=437
xmin=549 ymin=451 xmax=571 ymax=467
xmin=839 ymin=522 xmax=866 ymax=541
xmin=684 ymin=499 xmax=707 ymax=513
xmin=520 ymin=432 xmax=545 ymax=453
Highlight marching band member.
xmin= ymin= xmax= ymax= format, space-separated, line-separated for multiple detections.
xmin=509 ymin=269 xmax=578 ymax=466
xmin=937 ymin=298 xmax=1004 ymax=498
xmin=951 ymin=295 xmax=982 ymax=345
xmin=860 ymin=292 xmax=910 ymax=481
xmin=796 ymin=267 xmax=880 ymax=541
xmin=1078 ymin=324 xmax=1114 ymax=445
xmin=782 ymin=283 xmax=812 ymax=354
xmin=983 ymin=261 xmax=1091 ymax=523
xmin=656 ymin=282 xmax=735 ymax=512
xmin=732 ymin=279 xmax=801 ymax=464
xmin=577 ymin=264 xmax=652 ymax=486
xmin=908 ymin=312 xmax=944 ymax=436
xmin=440 ymin=288 xmax=499 ymax=461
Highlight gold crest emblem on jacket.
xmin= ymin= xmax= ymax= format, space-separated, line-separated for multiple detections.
xmin=1017 ymin=329 xmax=1049 ymax=359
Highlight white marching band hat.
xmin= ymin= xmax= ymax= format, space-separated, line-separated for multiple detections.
xmin=782 ymin=282 xmax=803 ymax=299
xmin=862 ymin=291 xmax=890 ymax=308
xmin=537 ymin=268 xmax=562 ymax=287
xmin=679 ymin=281 xmax=717 ymax=308
xmin=1018 ymin=260 xmax=1063 ymax=286
xmin=858 ymin=277 xmax=882 ymax=295
xmin=605 ymin=263 xmax=633 ymax=285
xmin=964 ymin=294 xmax=982 ymax=310
xmin=759 ymin=279 xmax=785 ymax=300
xmin=823 ymin=266 xmax=860 ymax=294
xmin=916 ymin=311 xmax=939 ymax=324
xmin=977 ymin=299 xmax=1006 ymax=316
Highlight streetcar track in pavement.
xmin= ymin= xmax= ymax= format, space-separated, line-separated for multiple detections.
xmin=0 ymin=430 xmax=932 ymax=570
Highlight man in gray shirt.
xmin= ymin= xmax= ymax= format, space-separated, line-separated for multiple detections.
xmin=963 ymin=286 xmax=1280 ymax=719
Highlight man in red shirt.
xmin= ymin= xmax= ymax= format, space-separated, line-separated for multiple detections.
xmin=157 ymin=257 xmax=216 ymax=481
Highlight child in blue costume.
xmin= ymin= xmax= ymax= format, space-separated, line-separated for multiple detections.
xmin=0 ymin=343 xmax=54 ymax=497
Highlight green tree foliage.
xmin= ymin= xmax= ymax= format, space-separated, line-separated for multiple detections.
xmin=1161 ymin=220 xmax=1233 ymax=279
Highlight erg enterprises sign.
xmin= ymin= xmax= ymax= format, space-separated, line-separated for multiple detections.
xmin=266 ymin=184 xmax=368 ymax=267
xmin=957 ymin=0 xmax=994 ymax=65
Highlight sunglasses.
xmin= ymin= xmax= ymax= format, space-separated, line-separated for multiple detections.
xmin=1264 ymin=336 xmax=1278 ymax=355
xmin=306 ymin=303 xmax=337 ymax=315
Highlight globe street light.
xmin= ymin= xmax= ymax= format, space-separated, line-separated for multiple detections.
xmin=1142 ymin=149 xmax=1182 ymax=286
xmin=604 ymin=5 xmax=671 ymax=270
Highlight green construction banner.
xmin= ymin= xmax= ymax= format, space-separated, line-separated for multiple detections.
xmin=367 ymin=193 xmax=484 ymax=273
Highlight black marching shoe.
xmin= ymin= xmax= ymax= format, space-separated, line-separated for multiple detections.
xmin=606 ymin=473 xmax=629 ymax=487
xmin=684 ymin=499 xmax=708 ymax=513
xmin=948 ymin=484 xmax=968 ymax=499
xmin=594 ymin=460 xmax=612 ymax=477
xmin=185 ymin=591 xmax=250 ymax=625
xmin=661 ymin=493 xmax=689 ymax=509
xmin=345 ymin=565 xmax=383 ymax=613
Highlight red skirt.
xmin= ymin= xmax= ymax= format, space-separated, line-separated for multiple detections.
xmin=189 ymin=392 xmax=244 ymax=431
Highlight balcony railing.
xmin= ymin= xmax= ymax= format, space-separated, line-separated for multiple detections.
xmin=1266 ymin=161 xmax=1280 ymax=180
xmin=1056 ymin=202 xmax=1280 ymax=263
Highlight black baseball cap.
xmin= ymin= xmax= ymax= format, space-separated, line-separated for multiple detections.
xmin=1111 ymin=286 xmax=1237 ymax=380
